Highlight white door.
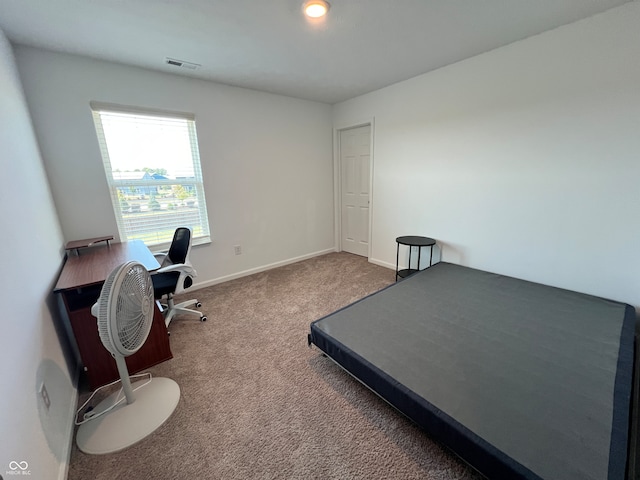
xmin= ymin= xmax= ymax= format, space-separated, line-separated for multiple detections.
xmin=340 ymin=125 xmax=371 ymax=257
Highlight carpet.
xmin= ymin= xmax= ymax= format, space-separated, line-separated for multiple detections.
xmin=67 ymin=252 xmax=479 ymax=480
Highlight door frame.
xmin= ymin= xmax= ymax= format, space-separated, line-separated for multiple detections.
xmin=333 ymin=117 xmax=375 ymax=258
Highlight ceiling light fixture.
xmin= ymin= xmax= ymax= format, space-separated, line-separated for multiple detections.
xmin=303 ymin=0 xmax=330 ymax=18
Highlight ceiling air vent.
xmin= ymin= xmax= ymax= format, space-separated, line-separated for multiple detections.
xmin=165 ymin=57 xmax=201 ymax=70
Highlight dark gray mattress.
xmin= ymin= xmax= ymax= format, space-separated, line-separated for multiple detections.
xmin=308 ymin=262 xmax=635 ymax=480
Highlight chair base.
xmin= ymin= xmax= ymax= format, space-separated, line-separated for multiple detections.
xmin=157 ymin=295 xmax=207 ymax=328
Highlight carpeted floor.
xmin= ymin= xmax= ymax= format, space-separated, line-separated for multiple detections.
xmin=67 ymin=252 xmax=480 ymax=480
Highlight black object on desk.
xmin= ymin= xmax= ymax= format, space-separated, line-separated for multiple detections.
xmin=395 ymin=235 xmax=436 ymax=281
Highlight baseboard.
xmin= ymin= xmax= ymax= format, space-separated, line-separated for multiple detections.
xmin=368 ymin=257 xmax=395 ymax=271
xmin=191 ymin=248 xmax=337 ymax=290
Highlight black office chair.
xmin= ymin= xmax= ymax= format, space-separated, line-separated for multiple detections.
xmin=152 ymin=227 xmax=207 ymax=327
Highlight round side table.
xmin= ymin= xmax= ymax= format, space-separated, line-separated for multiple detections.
xmin=395 ymin=236 xmax=436 ymax=281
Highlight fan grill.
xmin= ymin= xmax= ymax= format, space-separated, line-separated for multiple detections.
xmin=116 ymin=265 xmax=154 ymax=350
xmin=96 ymin=261 xmax=154 ymax=357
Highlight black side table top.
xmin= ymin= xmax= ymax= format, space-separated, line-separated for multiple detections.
xmin=396 ymin=236 xmax=436 ymax=247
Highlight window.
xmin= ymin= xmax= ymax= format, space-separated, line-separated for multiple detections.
xmin=91 ymin=102 xmax=210 ymax=247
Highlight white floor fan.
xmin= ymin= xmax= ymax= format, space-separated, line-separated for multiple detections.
xmin=76 ymin=261 xmax=180 ymax=455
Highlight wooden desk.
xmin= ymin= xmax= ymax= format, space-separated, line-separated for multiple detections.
xmin=55 ymin=240 xmax=173 ymax=389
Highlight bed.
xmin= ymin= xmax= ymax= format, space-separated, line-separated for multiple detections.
xmin=308 ymin=262 xmax=637 ymax=479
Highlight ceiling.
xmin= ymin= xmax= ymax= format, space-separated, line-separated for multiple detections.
xmin=0 ymin=0 xmax=632 ymax=104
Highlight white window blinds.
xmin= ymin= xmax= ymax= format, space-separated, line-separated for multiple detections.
xmin=91 ymin=103 xmax=211 ymax=247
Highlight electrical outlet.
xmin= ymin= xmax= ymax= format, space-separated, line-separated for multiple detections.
xmin=40 ymin=382 xmax=51 ymax=411
xmin=234 ymin=245 xmax=242 ymax=255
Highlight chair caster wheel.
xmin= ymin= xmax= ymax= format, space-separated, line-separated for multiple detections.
xmin=200 ymin=316 xmax=207 ymax=322
xmin=196 ymin=302 xmax=202 ymax=308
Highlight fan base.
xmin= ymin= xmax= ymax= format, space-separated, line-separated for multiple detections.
xmin=76 ymin=377 xmax=180 ymax=455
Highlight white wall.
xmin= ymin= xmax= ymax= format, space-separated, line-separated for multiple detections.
xmin=334 ymin=3 xmax=640 ymax=306
xmin=0 ymin=29 xmax=75 ymax=480
xmin=15 ymin=47 xmax=335 ymax=285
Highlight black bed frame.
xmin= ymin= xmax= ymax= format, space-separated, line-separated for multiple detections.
xmin=308 ymin=263 xmax=639 ymax=480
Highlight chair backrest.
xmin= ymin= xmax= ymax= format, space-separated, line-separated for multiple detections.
xmin=167 ymin=227 xmax=192 ymax=265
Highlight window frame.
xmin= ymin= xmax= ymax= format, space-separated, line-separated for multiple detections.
xmin=90 ymin=102 xmax=211 ymax=249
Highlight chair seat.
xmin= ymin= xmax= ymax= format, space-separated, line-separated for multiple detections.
xmin=152 ymin=272 xmax=180 ymax=298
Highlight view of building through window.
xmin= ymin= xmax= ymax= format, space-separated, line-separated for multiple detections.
xmin=91 ymin=104 xmax=211 ymax=246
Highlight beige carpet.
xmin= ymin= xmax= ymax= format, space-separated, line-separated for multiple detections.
xmin=68 ymin=252 xmax=480 ymax=480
